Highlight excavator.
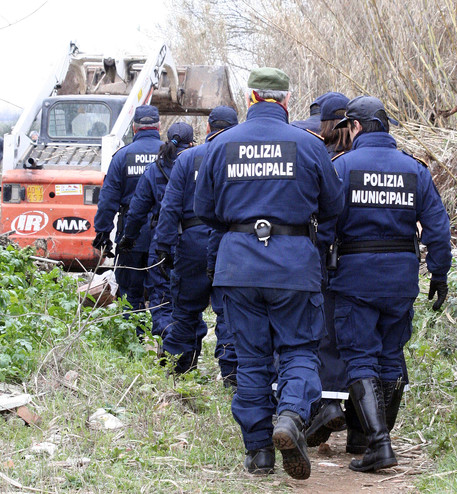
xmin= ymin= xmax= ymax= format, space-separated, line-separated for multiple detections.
xmin=1 ymin=42 xmax=236 ymax=268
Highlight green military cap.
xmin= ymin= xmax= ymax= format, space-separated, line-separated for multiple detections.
xmin=247 ymin=67 xmax=290 ymax=91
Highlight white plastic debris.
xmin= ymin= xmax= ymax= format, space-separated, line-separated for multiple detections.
xmin=88 ymin=408 xmax=124 ymax=430
xmin=95 ymin=270 xmax=118 ymax=296
xmin=0 ymin=393 xmax=31 ymax=411
xmin=318 ymin=461 xmax=342 ymax=468
xmin=30 ymin=441 xmax=58 ymax=457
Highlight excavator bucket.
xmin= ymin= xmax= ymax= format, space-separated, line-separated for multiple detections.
xmin=57 ymin=56 xmax=237 ymax=116
xmin=151 ymin=65 xmax=237 ymax=115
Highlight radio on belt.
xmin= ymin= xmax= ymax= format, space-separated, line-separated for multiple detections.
xmin=254 ymin=219 xmax=272 ymax=246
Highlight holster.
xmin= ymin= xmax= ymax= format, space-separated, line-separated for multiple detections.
xmin=326 ymin=241 xmax=339 ymax=271
xmin=118 ymin=204 xmax=129 ymax=233
xmin=414 ymin=229 xmax=421 ymax=261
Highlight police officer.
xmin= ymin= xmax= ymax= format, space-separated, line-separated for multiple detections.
xmin=306 ymin=93 xmax=351 ymax=447
xmin=119 ymin=122 xmax=194 ymax=341
xmin=306 ymin=94 xmax=412 ymax=454
xmin=291 ymin=91 xmax=346 ymax=133
xmin=93 ymin=105 xmax=163 ymax=336
xmin=155 ymin=106 xmax=239 ymax=381
xmin=194 ymin=68 xmax=344 ymax=479
xmin=330 ymin=96 xmax=452 ymax=472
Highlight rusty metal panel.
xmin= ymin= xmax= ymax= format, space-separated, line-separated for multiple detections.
xmin=151 ymin=65 xmax=237 ymax=115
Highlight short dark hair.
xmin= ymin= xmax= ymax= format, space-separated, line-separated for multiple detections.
xmin=209 ymin=120 xmax=233 ymax=132
xmin=350 ymin=109 xmax=390 ymax=134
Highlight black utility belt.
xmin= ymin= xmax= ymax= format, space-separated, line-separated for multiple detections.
xmin=230 ymin=220 xmax=312 ymax=247
xmin=230 ymin=222 xmax=310 ymax=236
xmin=181 ymin=217 xmax=204 ymax=230
xmin=339 ymin=239 xmax=416 ymax=255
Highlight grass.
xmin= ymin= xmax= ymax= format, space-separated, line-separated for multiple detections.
xmin=402 ymin=261 xmax=457 ymax=492
xmin=1 ymin=308 xmax=293 ymax=493
xmin=1 ymin=246 xmax=457 ymax=492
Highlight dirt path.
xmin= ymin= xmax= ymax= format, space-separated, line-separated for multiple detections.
xmin=276 ymin=430 xmax=432 ymax=493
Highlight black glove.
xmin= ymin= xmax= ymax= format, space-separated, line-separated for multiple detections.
xmin=428 ymin=278 xmax=448 ymax=311
xmin=207 ymin=267 xmax=215 ymax=283
xmin=92 ymin=232 xmax=114 ymax=258
xmin=156 ymin=249 xmax=174 ymax=281
xmin=117 ymin=235 xmax=135 ymax=253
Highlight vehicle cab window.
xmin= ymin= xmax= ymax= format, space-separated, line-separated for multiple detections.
xmin=48 ymin=102 xmax=111 ymax=138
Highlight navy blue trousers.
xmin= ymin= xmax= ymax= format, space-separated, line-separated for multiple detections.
xmin=319 ymin=289 xmax=348 ymax=392
xmin=223 ymin=287 xmax=323 ymax=450
xmin=333 ymin=294 xmax=414 ymax=385
xmin=115 ymin=250 xmax=148 ymax=337
xmin=115 ymin=251 xmax=148 ymax=311
xmin=145 ymin=239 xmax=174 ymax=337
xmin=163 ymin=254 xmax=236 ymax=375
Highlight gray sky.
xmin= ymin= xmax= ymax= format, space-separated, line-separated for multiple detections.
xmin=0 ymin=0 xmax=169 ymax=111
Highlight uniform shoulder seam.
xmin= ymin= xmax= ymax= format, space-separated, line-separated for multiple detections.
xmin=305 ymin=129 xmax=324 ymax=141
xmin=111 ymin=145 xmax=126 ymax=159
xmin=331 ymin=151 xmax=346 ymax=161
xmin=401 ymin=150 xmax=428 ymax=167
xmin=207 ymin=128 xmax=230 ymax=141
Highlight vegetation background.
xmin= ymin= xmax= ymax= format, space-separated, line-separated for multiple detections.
xmin=1 ymin=0 xmax=457 ymax=492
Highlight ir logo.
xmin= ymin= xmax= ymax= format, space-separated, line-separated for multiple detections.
xmin=11 ymin=211 xmax=49 ymax=235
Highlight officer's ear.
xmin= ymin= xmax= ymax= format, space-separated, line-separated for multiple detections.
xmin=349 ymin=120 xmax=363 ymax=141
xmin=206 ymin=122 xmax=211 ymax=135
xmin=157 ymin=122 xmax=161 ymax=131
xmin=246 ymin=92 xmax=253 ymax=108
xmin=282 ymin=92 xmax=291 ymax=110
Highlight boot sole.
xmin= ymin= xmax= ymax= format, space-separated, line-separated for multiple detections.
xmin=349 ymin=457 xmax=398 ymax=472
xmin=273 ymin=429 xmax=311 ymax=480
xmin=246 ymin=466 xmax=275 ymax=475
xmin=306 ymin=414 xmax=346 ymax=447
xmin=326 ymin=415 xmax=347 ymax=431
xmin=306 ymin=425 xmax=332 ymax=447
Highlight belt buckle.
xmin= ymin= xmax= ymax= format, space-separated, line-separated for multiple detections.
xmin=254 ymin=219 xmax=271 ymax=247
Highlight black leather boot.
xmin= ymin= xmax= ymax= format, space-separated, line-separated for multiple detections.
xmin=306 ymin=399 xmax=346 ymax=447
xmin=244 ymin=446 xmax=275 ymax=474
xmin=174 ymin=351 xmax=198 ymax=374
xmin=273 ymin=410 xmax=311 ymax=480
xmin=348 ymin=378 xmax=397 ymax=472
xmin=345 ymin=396 xmax=368 ymax=454
xmin=382 ymin=379 xmax=405 ymax=432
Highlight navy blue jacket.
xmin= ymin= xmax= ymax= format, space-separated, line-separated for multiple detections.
xmin=155 ymin=135 xmax=218 ymax=256
xmin=194 ymin=102 xmax=344 ymax=291
xmin=123 ymin=143 xmax=188 ymax=243
xmin=291 ymin=114 xmax=321 ymax=133
xmin=329 ymin=132 xmax=452 ymax=297
xmin=94 ymin=129 xmax=163 ymax=252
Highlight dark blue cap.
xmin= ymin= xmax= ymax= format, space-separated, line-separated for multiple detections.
xmin=311 ymin=91 xmax=346 ymax=111
xmin=133 ymin=105 xmax=160 ymax=124
xmin=208 ymin=106 xmax=238 ymax=128
xmin=320 ymin=94 xmax=350 ymax=121
xmin=167 ymin=122 xmax=194 ymax=144
xmin=334 ymin=96 xmax=399 ymax=129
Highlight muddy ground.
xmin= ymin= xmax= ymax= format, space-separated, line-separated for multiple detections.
xmin=272 ymin=430 xmax=432 ymax=493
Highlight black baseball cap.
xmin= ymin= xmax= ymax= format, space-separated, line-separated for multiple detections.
xmin=334 ymin=96 xmax=399 ymax=129
xmin=309 ymin=91 xmax=347 ymax=115
xmin=133 ymin=105 xmax=160 ymax=124
xmin=320 ymin=94 xmax=350 ymax=121
xmin=167 ymin=122 xmax=194 ymax=143
xmin=208 ymin=106 xmax=238 ymax=128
